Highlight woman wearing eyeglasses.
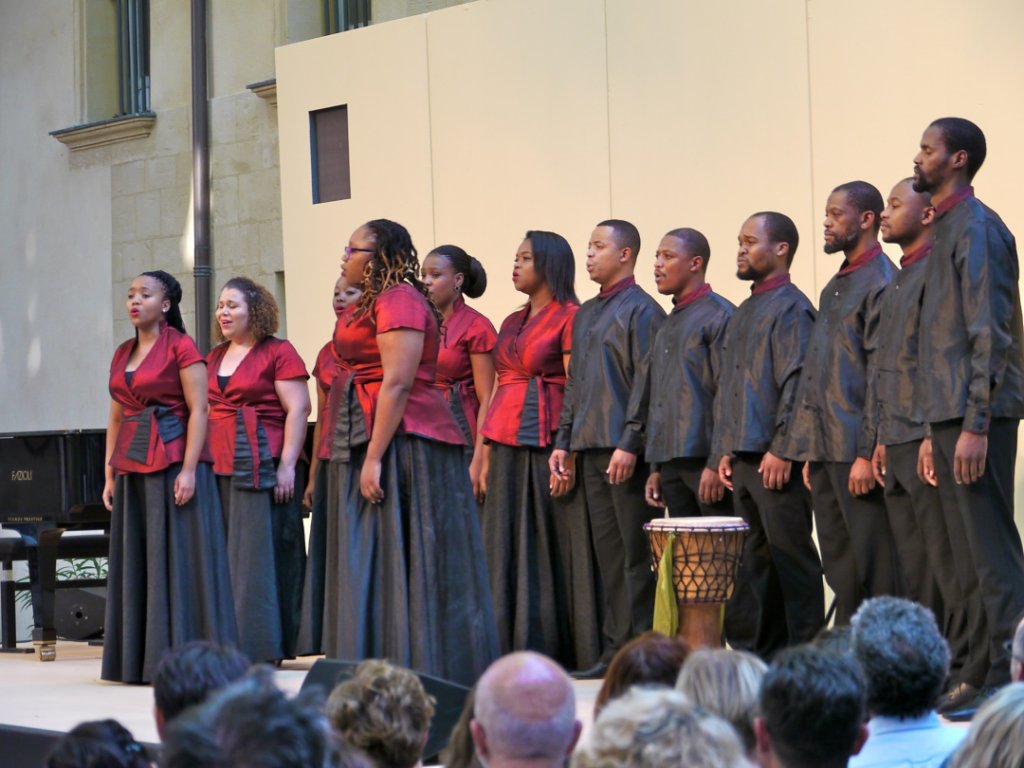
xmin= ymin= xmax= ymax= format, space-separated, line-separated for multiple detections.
xmin=321 ymin=219 xmax=498 ymax=686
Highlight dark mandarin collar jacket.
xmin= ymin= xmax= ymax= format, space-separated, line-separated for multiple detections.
xmin=645 ymin=289 xmax=735 ymax=466
xmin=785 ymin=249 xmax=896 ymax=462
xmin=872 ymin=249 xmax=929 ymax=447
xmin=556 ymin=278 xmax=666 ymax=453
xmin=915 ymin=191 xmax=1024 ymax=432
xmin=711 ymin=279 xmax=816 ymax=461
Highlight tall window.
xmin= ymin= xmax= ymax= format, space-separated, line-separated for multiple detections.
xmin=80 ymin=0 xmax=150 ymax=122
xmin=116 ymin=0 xmax=150 ymax=115
xmin=310 ymin=105 xmax=352 ymax=203
xmin=324 ymin=0 xmax=371 ymax=33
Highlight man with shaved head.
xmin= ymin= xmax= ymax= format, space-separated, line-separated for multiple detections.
xmin=471 ymin=652 xmax=582 ymax=768
xmin=785 ymin=180 xmax=899 ymax=628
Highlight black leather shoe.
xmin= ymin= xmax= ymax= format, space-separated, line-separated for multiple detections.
xmin=936 ymin=682 xmax=978 ymax=714
xmin=944 ymin=686 xmax=999 ymax=722
xmin=570 ymin=661 xmax=610 ymax=680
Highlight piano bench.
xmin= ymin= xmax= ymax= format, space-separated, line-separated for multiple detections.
xmin=0 ymin=531 xmax=110 ymax=651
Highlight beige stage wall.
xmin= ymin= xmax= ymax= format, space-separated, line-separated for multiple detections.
xmin=276 ymin=0 xmax=1024 ymax=501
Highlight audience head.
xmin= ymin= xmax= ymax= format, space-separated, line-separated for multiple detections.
xmin=162 ymin=667 xmax=345 ymax=768
xmin=423 ymin=245 xmax=488 ymax=311
xmin=326 ymin=659 xmax=435 ymax=768
xmin=46 ymin=719 xmax=149 ymax=768
xmin=676 ymin=648 xmax=767 ymax=756
xmin=824 ymin=180 xmax=884 ymax=254
xmin=880 ymin=178 xmax=933 ymax=249
xmin=850 ymin=596 xmax=949 ymax=719
xmin=587 ymin=219 xmax=641 ymax=287
xmin=756 ymin=645 xmax=867 ymax=768
xmin=518 ymin=230 xmax=578 ymax=304
xmin=948 ymin=683 xmax=1024 ymax=768
xmin=472 ymin=651 xmax=581 ymax=768
xmin=738 ymin=212 xmax=798 ymax=282
xmin=572 ymin=687 xmax=750 ymax=768
xmin=812 ymin=625 xmax=853 ymax=656
xmin=439 ymin=685 xmax=481 ymax=768
xmin=594 ymin=631 xmax=689 ymax=717
xmin=152 ymin=640 xmax=251 ymax=739
xmin=138 ymin=270 xmax=186 ymax=334
xmin=215 ymin=276 xmax=279 ymax=343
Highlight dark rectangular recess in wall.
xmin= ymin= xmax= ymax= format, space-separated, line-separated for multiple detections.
xmin=310 ymin=105 xmax=351 ymax=203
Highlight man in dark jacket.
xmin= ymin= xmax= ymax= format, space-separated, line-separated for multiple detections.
xmin=911 ymin=117 xmax=1024 ymax=719
xmin=714 ymin=211 xmax=824 ymax=656
xmin=643 ymin=227 xmax=734 ymax=517
xmin=550 ymin=219 xmax=665 ymax=679
xmin=786 ymin=181 xmax=899 ymax=625
xmin=872 ymin=178 xmax=974 ymax=707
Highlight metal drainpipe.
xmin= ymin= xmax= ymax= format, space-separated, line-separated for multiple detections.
xmin=191 ymin=0 xmax=212 ymax=353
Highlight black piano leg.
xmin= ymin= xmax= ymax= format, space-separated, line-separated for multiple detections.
xmin=0 ymin=555 xmax=33 ymax=653
xmin=29 ymin=527 xmax=63 ymax=661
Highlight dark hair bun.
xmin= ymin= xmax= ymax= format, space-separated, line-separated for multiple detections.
xmin=463 ymin=256 xmax=487 ymax=298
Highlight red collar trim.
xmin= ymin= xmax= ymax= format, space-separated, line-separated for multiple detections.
xmin=900 ymin=243 xmax=932 ymax=268
xmin=598 ymin=276 xmax=635 ymax=299
xmin=751 ymin=274 xmax=791 ymax=295
xmin=836 ymin=243 xmax=882 ymax=277
xmin=934 ymin=186 xmax=974 ymax=219
xmin=674 ymin=283 xmax=712 ymax=310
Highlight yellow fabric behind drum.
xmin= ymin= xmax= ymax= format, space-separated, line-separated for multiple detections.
xmin=653 ymin=533 xmax=679 ymax=637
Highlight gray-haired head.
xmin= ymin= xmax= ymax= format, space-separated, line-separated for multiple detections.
xmin=851 ymin=596 xmax=949 ymax=718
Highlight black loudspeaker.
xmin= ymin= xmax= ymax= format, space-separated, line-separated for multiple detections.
xmin=54 ymin=587 xmax=105 ymax=641
xmin=300 ymin=659 xmax=470 ymax=763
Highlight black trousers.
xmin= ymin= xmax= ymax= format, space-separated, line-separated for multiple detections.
xmin=810 ymin=461 xmax=900 ymax=625
xmin=658 ymin=456 xmax=734 ymax=517
xmin=884 ymin=439 xmax=971 ymax=684
xmin=931 ymin=418 xmax=1024 ymax=687
xmin=725 ymin=456 xmax=824 ymax=658
xmin=578 ymin=449 xmax=658 ymax=660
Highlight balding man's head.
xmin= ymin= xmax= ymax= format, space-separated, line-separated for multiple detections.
xmin=471 ymin=653 xmax=581 ymax=768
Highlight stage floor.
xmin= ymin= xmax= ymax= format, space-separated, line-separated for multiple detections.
xmin=0 ymin=640 xmax=601 ymax=749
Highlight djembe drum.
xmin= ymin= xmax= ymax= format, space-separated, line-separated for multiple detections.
xmin=643 ymin=516 xmax=749 ymax=649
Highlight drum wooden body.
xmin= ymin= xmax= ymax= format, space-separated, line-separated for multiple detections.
xmin=643 ymin=516 xmax=748 ymax=648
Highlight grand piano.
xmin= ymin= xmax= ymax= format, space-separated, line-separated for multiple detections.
xmin=0 ymin=430 xmax=108 ymax=660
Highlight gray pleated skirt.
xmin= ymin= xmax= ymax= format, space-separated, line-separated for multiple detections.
xmin=296 ymin=461 xmax=329 ymax=656
xmin=482 ymin=443 xmax=604 ymax=670
xmin=101 ymin=463 xmax=238 ymax=683
xmin=322 ymin=434 xmax=498 ymax=686
xmin=217 ymin=473 xmax=306 ymax=663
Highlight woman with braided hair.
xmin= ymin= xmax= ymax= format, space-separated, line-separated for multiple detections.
xmin=322 ymin=219 xmax=498 ymax=685
xmin=101 ymin=270 xmax=237 ymax=684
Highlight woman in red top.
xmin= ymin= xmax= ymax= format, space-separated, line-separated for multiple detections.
xmin=421 ymin=244 xmax=497 ymax=499
xmin=296 ymin=274 xmax=361 ymax=656
xmin=101 ymin=271 xmax=236 ymax=683
xmin=323 ymin=219 xmax=497 ymax=686
xmin=207 ymin=277 xmax=311 ymax=664
xmin=479 ymin=231 xmax=603 ymax=669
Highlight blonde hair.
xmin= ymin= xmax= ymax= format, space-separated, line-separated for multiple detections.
xmin=571 ymin=688 xmax=749 ymax=768
xmin=948 ymin=683 xmax=1024 ymax=768
xmin=326 ymin=659 xmax=436 ymax=768
xmin=676 ymin=649 xmax=766 ymax=755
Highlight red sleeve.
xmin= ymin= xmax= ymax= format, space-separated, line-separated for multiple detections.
xmin=561 ymin=304 xmax=578 ymax=352
xmin=465 ymin=315 xmax=498 ymax=355
xmin=374 ymin=285 xmax=432 ymax=333
xmin=272 ymin=339 xmax=310 ymax=381
xmin=171 ymin=331 xmax=205 ymax=369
